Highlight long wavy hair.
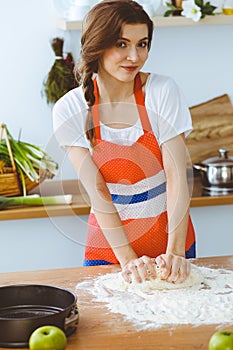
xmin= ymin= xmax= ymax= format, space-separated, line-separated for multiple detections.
xmin=74 ymin=0 xmax=154 ymax=146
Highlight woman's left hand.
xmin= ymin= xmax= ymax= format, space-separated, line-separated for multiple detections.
xmin=155 ymin=253 xmax=190 ymax=283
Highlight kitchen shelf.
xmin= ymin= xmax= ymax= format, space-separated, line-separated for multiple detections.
xmin=57 ymin=14 xmax=233 ymax=30
xmin=1 ymin=177 xmax=233 ymax=221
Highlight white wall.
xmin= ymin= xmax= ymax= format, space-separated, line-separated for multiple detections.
xmin=0 ymin=1 xmax=233 ymax=272
xmin=147 ymin=25 xmax=233 ymax=106
xmin=0 ymin=1 xmax=57 ymax=145
xmin=191 ymin=205 xmax=233 ymax=258
xmin=0 ymin=205 xmax=232 ymax=273
xmin=0 ymin=215 xmax=89 ymax=273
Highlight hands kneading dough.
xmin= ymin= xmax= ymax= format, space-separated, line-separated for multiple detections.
xmin=141 ymin=264 xmax=203 ymax=290
xmin=121 ymin=254 xmax=192 ymax=285
xmin=119 ymin=264 xmax=204 ymax=292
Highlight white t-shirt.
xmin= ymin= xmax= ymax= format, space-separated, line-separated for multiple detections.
xmin=53 ymin=73 xmax=192 ymax=150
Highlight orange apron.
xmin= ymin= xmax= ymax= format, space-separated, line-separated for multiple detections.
xmin=84 ymin=74 xmax=196 ymax=266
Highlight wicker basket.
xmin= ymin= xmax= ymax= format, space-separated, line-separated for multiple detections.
xmin=0 ymin=125 xmax=49 ymax=197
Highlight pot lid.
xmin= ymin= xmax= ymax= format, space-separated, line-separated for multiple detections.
xmin=201 ymin=148 xmax=233 ymax=166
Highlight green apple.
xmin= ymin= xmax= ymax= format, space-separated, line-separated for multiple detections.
xmin=29 ymin=325 xmax=67 ymax=350
xmin=209 ymin=330 xmax=233 ymax=350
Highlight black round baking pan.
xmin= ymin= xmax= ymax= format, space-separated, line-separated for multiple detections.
xmin=0 ymin=284 xmax=79 ymax=348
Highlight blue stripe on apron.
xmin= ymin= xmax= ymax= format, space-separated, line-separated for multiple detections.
xmin=83 ymin=259 xmax=113 ymax=266
xmin=111 ymin=182 xmax=166 ymax=205
xmin=185 ymin=242 xmax=196 ymax=259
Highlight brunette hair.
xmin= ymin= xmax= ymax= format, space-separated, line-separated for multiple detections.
xmin=74 ymin=0 xmax=154 ymax=146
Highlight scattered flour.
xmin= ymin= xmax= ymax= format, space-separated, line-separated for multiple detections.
xmin=76 ymin=264 xmax=233 ymax=328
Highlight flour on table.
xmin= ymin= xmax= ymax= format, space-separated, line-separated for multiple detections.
xmin=76 ymin=264 xmax=233 ymax=329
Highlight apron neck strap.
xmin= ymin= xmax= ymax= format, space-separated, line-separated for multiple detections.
xmin=92 ymin=77 xmax=101 ymax=139
xmin=134 ymin=73 xmax=152 ymax=133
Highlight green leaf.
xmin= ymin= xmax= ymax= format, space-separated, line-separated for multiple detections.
xmin=165 ymin=2 xmax=179 ymax=9
xmin=164 ymin=9 xmax=174 ymax=16
xmin=194 ymin=0 xmax=203 ymax=8
xmin=202 ymin=2 xmax=217 ymax=14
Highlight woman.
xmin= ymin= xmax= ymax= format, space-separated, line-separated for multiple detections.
xmin=53 ymin=0 xmax=196 ymax=284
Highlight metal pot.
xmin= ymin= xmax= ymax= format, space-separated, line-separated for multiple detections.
xmin=193 ymin=148 xmax=233 ymax=193
xmin=0 ymin=284 xmax=79 ymax=348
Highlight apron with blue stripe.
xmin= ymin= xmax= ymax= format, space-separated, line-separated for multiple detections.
xmin=84 ymin=74 xmax=196 ymax=266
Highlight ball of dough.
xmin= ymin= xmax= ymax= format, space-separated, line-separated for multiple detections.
xmin=123 ymin=264 xmax=204 ymax=291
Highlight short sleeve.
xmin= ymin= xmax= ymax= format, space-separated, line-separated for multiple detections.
xmin=145 ymin=75 xmax=193 ymax=146
xmin=52 ymin=87 xmax=90 ymax=149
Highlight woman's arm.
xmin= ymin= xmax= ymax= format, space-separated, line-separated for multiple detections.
xmin=156 ymin=134 xmax=191 ymax=283
xmin=67 ymin=146 xmax=156 ymax=281
xmin=67 ymin=146 xmax=136 ymax=264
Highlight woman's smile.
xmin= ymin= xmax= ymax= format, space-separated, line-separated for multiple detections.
xmin=121 ymin=66 xmax=139 ymax=72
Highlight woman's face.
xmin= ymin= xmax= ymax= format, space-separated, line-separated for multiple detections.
xmin=99 ymin=23 xmax=149 ymax=83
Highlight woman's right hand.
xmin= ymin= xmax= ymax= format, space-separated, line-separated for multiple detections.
xmin=121 ymin=255 xmax=157 ymax=283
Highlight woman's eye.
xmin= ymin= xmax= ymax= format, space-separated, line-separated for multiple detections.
xmin=116 ymin=41 xmax=127 ymax=48
xmin=138 ymin=41 xmax=148 ymax=48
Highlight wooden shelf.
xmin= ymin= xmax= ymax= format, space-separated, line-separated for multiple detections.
xmin=57 ymin=14 xmax=233 ymax=30
xmin=1 ymin=178 xmax=233 ymax=221
xmin=154 ymin=14 xmax=233 ymax=27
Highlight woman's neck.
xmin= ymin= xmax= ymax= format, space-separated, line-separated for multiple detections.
xmin=96 ymin=74 xmax=135 ymax=104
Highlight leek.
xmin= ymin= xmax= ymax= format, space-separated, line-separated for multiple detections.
xmin=0 ymin=194 xmax=72 ymax=210
xmin=0 ymin=124 xmax=58 ymax=195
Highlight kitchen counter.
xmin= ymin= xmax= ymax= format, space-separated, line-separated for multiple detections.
xmin=0 ymin=255 xmax=233 ymax=350
xmin=0 ymin=175 xmax=233 ymax=221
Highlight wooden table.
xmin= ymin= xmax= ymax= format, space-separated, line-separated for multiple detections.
xmin=0 ymin=255 xmax=233 ymax=350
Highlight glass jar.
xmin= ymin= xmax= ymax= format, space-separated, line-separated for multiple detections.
xmin=222 ymin=0 xmax=233 ymax=14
